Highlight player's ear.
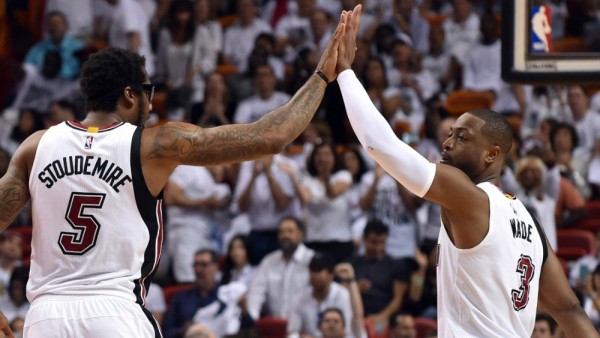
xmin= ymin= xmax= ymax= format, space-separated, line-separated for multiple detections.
xmin=122 ymin=86 xmax=136 ymax=105
xmin=485 ymin=145 xmax=501 ymax=164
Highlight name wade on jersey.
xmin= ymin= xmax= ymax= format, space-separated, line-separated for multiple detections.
xmin=511 ymin=218 xmax=533 ymax=243
xmin=37 ymin=155 xmax=132 ymax=192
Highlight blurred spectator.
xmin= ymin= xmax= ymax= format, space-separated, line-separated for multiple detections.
xmin=0 ymin=232 xmax=23 ymax=300
xmin=190 ymin=0 xmax=222 ymax=107
xmin=359 ymin=162 xmax=421 ymax=259
xmin=0 ymin=110 xmax=44 ymax=156
xmin=222 ymin=0 xmax=272 ymax=74
xmin=9 ymin=316 xmax=24 ymax=338
xmin=513 ymin=156 xmax=558 ymax=250
xmin=309 ymin=8 xmax=333 ymax=56
xmin=156 ymin=0 xmax=197 ymax=120
xmin=442 ymin=0 xmax=480 ymax=66
xmin=567 ymin=85 xmax=600 ymax=182
xmin=44 ymin=99 xmax=78 ymax=128
xmin=25 ymin=11 xmax=84 ymax=80
xmin=253 ymin=33 xmax=285 ymax=81
xmin=0 ymin=147 xmax=10 ymax=178
xmin=285 ymin=43 xmax=319 ymax=94
xmin=401 ymin=243 xmax=438 ymax=320
xmin=301 ymin=142 xmax=355 ymax=263
xmin=387 ymin=0 xmax=430 ymax=53
xmin=274 ymin=0 xmax=315 ymax=62
xmin=287 ymin=253 xmax=353 ymax=338
xmin=361 ymin=57 xmax=391 ymax=113
xmin=220 ymin=234 xmax=256 ymax=288
xmin=520 ymin=86 xmax=570 ymax=141
xmin=581 ymin=263 xmax=600 ymax=330
xmin=247 ymin=216 xmax=315 ymax=320
xmin=45 ymin=0 xmax=93 ymax=41
xmin=193 ymin=72 xmax=233 ymax=127
xmin=164 ymin=249 xmax=247 ymax=338
xmin=550 ymin=121 xmax=592 ymax=200
xmin=388 ymin=312 xmax=417 ymax=338
xmin=104 ymin=0 xmax=155 ymax=76
xmin=340 ymin=145 xmax=370 ymax=246
xmin=0 ymin=266 xmax=29 ymax=323
xmin=146 ymin=282 xmax=167 ymax=326
xmin=165 ymin=165 xmax=231 ymax=283
xmin=11 ymin=55 xmax=80 ymax=115
xmin=569 ymin=230 xmax=600 ymax=291
xmin=421 ymin=24 xmax=460 ymax=93
xmin=318 ymin=308 xmax=349 ymax=338
xmin=234 ymin=64 xmax=290 ymax=124
xmin=385 ymin=35 xmax=429 ymax=132
xmin=233 ymin=154 xmax=301 ymax=262
xmin=350 ymin=220 xmax=410 ymax=330
xmin=335 ymin=263 xmax=367 ymax=338
xmin=532 ymin=313 xmax=557 ymax=338
xmin=462 ymin=11 xmax=525 ymax=116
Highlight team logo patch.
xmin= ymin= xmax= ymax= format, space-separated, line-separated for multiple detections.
xmin=84 ymin=136 xmax=94 ymax=149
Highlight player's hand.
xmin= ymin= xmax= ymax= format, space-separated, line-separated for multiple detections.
xmin=315 ymin=10 xmax=348 ymax=82
xmin=336 ymin=4 xmax=362 ymax=74
xmin=0 ymin=311 xmax=14 ymax=338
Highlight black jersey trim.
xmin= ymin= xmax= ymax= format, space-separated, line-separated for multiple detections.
xmin=130 ymin=127 xmax=164 ymax=307
xmin=65 ymin=120 xmax=124 ymax=132
xmin=531 ymin=215 xmax=548 ymax=267
xmin=140 ymin=305 xmax=164 ymax=338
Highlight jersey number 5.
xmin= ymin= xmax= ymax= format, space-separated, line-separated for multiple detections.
xmin=58 ymin=192 xmax=105 ymax=255
xmin=511 ymin=254 xmax=535 ymax=311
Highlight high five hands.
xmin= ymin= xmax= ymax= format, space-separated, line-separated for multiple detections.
xmin=315 ymin=5 xmax=363 ymax=83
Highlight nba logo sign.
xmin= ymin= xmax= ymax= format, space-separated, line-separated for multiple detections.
xmin=531 ymin=6 xmax=552 ymax=53
xmin=84 ymin=136 xmax=94 ymax=149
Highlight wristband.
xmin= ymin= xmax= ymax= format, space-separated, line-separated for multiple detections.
xmin=314 ymin=69 xmax=329 ymax=84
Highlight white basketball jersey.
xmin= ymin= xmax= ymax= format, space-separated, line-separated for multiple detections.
xmin=28 ymin=121 xmax=163 ymax=307
xmin=437 ymin=182 xmax=547 ymax=337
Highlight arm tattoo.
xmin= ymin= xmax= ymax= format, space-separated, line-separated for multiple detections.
xmin=147 ymin=76 xmax=326 ymax=165
xmin=0 ymin=167 xmax=30 ymax=227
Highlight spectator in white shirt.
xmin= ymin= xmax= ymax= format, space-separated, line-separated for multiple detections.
xmin=288 ymin=253 xmax=353 ymax=338
xmin=222 ymin=0 xmax=272 ymax=74
xmin=189 ymin=0 xmax=223 ymax=107
xmin=234 ymin=154 xmax=302 ymax=264
xmin=234 ymin=64 xmax=291 ymax=124
xmin=104 ymin=0 xmax=156 ymax=76
xmin=247 ymin=216 xmax=315 ymax=320
xmin=442 ymin=0 xmax=480 ymax=66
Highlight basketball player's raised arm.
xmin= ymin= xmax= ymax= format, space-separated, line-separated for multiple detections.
xmin=141 ymin=10 xmax=354 ymax=171
xmin=538 ymin=244 xmax=599 ymax=337
xmin=0 ymin=131 xmax=45 ymax=232
xmin=336 ymin=70 xmax=483 ymax=212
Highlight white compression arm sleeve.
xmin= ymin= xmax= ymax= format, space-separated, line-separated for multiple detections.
xmin=337 ymin=69 xmax=436 ymax=198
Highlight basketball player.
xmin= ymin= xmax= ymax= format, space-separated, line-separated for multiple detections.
xmin=0 ymin=7 xmax=362 ymax=337
xmin=334 ymin=8 xmax=597 ymax=337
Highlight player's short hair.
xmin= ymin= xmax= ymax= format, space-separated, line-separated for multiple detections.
xmin=79 ymin=47 xmax=146 ymax=113
xmin=467 ymin=109 xmax=513 ymax=154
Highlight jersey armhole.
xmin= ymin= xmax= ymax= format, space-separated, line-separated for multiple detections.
xmin=531 ymin=215 xmax=548 ymax=267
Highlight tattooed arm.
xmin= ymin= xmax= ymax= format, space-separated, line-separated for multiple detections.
xmin=0 ymin=131 xmax=43 ymax=231
xmin=140 ymin=9 xmax=357 ymax=196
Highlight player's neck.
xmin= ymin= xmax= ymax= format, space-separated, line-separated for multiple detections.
xmin=80 ymin=112 xmax=126 ymax=127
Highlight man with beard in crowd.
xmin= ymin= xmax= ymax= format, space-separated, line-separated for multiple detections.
xmin=247 ymin=216 xmax=315 ymax=320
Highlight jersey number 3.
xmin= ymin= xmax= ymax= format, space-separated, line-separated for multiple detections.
xmin=58 ymin=192 xmax=106 ymax=255
xmin=511 ymin=254 xmax=535 ymax=311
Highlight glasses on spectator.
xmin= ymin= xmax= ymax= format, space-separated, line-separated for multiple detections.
xmin=141 ymin=84 xmax=155 ymax=102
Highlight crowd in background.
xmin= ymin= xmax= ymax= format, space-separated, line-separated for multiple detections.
xmin=1 ymin=0 xmax=600 ymax=337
